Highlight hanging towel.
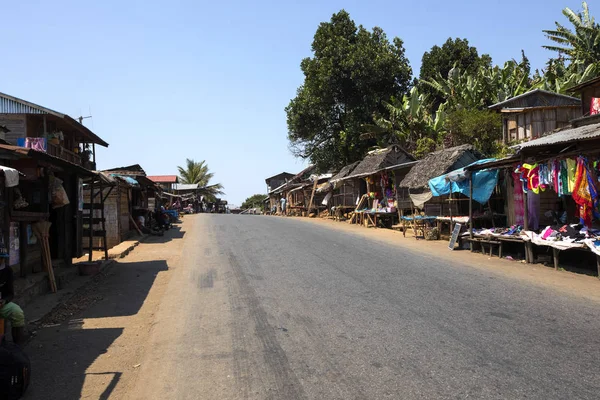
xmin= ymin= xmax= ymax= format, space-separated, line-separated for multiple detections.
xmin=0 ymin=166 xmax=19 ymax=187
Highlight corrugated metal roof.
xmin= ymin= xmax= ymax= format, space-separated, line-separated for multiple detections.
xmin=148 ymin=175 xmax=179 ymax=183
xmin=567 ymin=76 xmax=600 ymax=93
xmin=489 ymin=89 xmax=580 ymax=110
xmin=0 ymin=92 xmax=109 ymax=147
xmin=0 ymin=92 xmax=64 ymax=116
xmin=173 ymin=183 xmax=199 ymax=190
xmin=514 ymin=122 xmax=600 ymax=150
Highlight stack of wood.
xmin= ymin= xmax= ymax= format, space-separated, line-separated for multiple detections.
xmin=33 ymin=221 xmax=57 ymax=293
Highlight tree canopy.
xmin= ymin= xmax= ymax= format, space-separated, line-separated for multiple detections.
xmin=418 ymin=38 xmax=491 ymax=108
xmin=286 ymin=3 xmax=600 ymax=164
xmin=177 ymin=159 xmax=224 ymax=201
xmin=285 ymin=10 xmax=412 ymax=171
xmin=241 ymin=194 xmax=266 ymax=211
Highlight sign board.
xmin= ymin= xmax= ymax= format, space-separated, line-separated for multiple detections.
xmin=448 ymin=223 xmax=462 ymax=250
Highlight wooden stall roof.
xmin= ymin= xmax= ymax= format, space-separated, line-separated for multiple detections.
xmin=345 ymin=145 xmax=415 ymax=180
xmin=400 ymin=144 xmax=482 ymax=190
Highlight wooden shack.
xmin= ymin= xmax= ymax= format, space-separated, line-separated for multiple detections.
xmin=489 ymin=89 xmax=581 ymax=144
xmin=399 ymin=144 xmax=483 ymax=216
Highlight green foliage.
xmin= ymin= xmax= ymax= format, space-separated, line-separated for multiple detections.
xmin=418 ymin=38 xmax=491 ymax=108
xmin=241 ymin=194 xmax=266 ymax=211
xmin=362 ymin=87 xmax=445 ymax=155
xmin=443 ymin=109 xmax=502 ymax=156
xmin=177 ymin=159 xmax=224 ymax=201
xmin=285 ymin=10 xmax=412 ymax=171
xmin=543 ymin=2 xmax=600 ymax=69
xmin=414 ymin=137 xmax=438 ymax=159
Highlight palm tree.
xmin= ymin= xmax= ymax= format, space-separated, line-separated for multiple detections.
xmin=177 ymin=159 xmax=224 ymax=201
xmin=543 ymin=2 xmax=600 ymax=68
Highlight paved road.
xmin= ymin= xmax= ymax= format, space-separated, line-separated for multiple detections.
xmin=129 ymin=214 xmax=600 ymax=399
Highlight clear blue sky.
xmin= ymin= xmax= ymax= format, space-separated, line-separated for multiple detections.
xmin=0 ymin=0 xmax=585 ymax=206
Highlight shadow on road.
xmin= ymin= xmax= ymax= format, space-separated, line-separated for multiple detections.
xmin=23 ymin=258 xmax=170 ymax=399
xmin=144 ymin=224 xmax=186 ymax=244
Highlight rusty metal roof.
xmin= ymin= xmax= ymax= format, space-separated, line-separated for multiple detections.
xmin=489 ymin=89 xmax=580 ymax=110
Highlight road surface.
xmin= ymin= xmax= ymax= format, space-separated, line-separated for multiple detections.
xmin=24 ymin=214 xmax=600 ymax=399
xmin=125 ymin=214 xmax=600 ymax=399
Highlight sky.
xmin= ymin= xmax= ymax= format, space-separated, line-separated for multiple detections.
xmin=0 ymin=0 xmax=586 ymax=207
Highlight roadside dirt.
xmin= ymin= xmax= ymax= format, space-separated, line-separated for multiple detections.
xmin=23 ymin=222 xmax=187 ymax=400
xmin=283 ymin=216 xmax=600 ymax=303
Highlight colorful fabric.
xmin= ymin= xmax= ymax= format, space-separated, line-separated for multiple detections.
xmin=572 ymin=157 xmax=600 ymax=228
xmin=552 ymin=160 xmax=560 ymax=194
xmin=512 ymin=172 xmax=525 ymax=226
xmin=538 ymin=163 xmax=550 ymax=191
xmin=567 ymin=158 xmax=577 ymax=194
xmin=528 ymin=192 xmax=540 ymax=230
xmin=522 ymin=163 xmax=540 ymax=194
xmin=560 ymin=160 xmax=569 ymax=195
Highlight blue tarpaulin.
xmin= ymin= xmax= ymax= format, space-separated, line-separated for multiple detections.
xmin=110 ymin=174 xmax=139 ymax=186
xmin=428 ymin=159 xmax=498 ymax=204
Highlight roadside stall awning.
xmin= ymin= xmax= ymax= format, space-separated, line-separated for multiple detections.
xmin=428 ymin=159 xmax=499 ymax=204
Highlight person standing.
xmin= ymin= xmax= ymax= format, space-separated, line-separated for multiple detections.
xmin=280 ymin=197 xmax=287 ymax=216
xmin=0 ymin=259 xmax=25 ymax=345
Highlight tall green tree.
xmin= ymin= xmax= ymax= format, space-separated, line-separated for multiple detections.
xmin=241 ymin=194 xmax=267 ymax=211
xmin=285 ymin=10 xmax=412 ymax=171
xmin=543 ymin=2 xmax=600 ymax=69
xmin=418 ymin=38 xmax=491 ymax=108
xmin=177 ymin=159 xmax=224 ymax=200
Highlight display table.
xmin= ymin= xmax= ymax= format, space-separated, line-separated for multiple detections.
xmin=400 ymin=216 xmax=437 ymax=238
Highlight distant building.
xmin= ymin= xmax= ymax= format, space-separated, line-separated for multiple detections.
xmin=265 ymin=172 xmax=294 ymax=193
xmin=148 ymin=175 xmax=179 ymax=191
xmin=489 ymin=89 xmax=581 ymax=144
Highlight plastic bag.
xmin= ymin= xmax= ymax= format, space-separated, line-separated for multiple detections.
xmin=51 ymin=177 xmax=70 ymax=209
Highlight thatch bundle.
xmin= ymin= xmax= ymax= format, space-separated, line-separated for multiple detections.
xmin=399 ymin=144 xmax=482 ymax=191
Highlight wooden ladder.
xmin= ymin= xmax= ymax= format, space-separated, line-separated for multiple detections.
xmin=83 ymin=177 xmax=111 ymax=261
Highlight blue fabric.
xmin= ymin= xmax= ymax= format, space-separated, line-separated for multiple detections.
xmin=428 ymin=159 xmax=499 ymax=204
xmin=111 ymin=174 xmax=139 ymax=186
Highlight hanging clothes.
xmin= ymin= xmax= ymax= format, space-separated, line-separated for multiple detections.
xmin=551 ymin=160 xmax=560 ymax=194
xmin=567 ymin=158 xmax=577 ymax=194
xmin=527 ymin=192 xmax=540 ymax=230
xmin=572 ymin=157 xmax=600 ymax=228
xmin=521 ymin=163 xmax=540 ymax=194
xmin=538 ymin=163 xmax=550 ymax=191
xmin=560 ymin=160 xmax=569 ymax=195
xmin=512 ymin=172 xmax=525 ymax=226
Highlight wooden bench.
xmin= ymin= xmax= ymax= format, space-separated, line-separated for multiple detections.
xmin=465 ymin=237 xmax=502 ymax=257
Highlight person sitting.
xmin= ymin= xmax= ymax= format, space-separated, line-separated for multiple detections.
xmin=0 ymin=259 xmax=25 ymax=345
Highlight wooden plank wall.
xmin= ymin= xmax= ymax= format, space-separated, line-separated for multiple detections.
xmin=0 ymin=115 xmax=26 ymax=144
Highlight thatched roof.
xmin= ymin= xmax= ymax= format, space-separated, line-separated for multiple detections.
xmin=399 ymin=144 xmax=483 ymax=190
xmin=346 ymin=145 xmax=415 ymax=180
xmin=330 ymin=161 xmax=360 ymax=183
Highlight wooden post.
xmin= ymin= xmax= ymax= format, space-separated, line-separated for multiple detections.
xmin=469 ymin=175 xmax=473 ymax=251
xmin=307 ymin=179 xmax=318 ymax=215
xmin=449 ymin=192 xmax=453 ymax=235
xmin=88 ymin=178 xmax=94 ymax=262
xmin=553 ymin=248 xmax=560 ymax=270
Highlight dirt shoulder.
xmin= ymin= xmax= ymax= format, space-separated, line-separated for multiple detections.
xmin=279 ymin=215 xmax=600 ymax=303
xmin=23 ymin=221 xmax=187 ymax=400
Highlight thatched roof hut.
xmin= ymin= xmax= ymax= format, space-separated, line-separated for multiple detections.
xmin=345 ymin=145 xmax=415 ymax=180
xmin=330 ymin=161 xmax=360 ymax=184
xmin=400 ymin=145 xmax=482 ymax=191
